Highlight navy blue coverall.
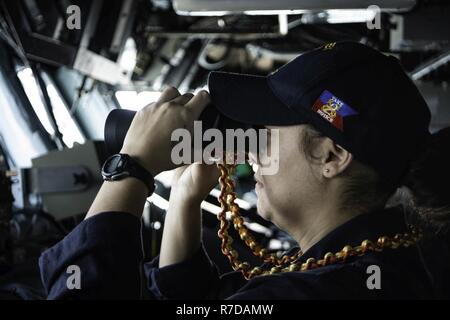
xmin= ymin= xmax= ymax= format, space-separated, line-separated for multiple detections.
xmin=39 ymin=207 xmax=450 ymax=299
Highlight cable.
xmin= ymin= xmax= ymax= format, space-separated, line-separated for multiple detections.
xmin=198 ymin=39 xmax=232 ymax=70
xmin=0 ymin=29 xmax=27 ymax=64
xmin=0 ymin=2 xmax=29 ymax=66
xmin=31 ymin=64 xmax=66 ymax=149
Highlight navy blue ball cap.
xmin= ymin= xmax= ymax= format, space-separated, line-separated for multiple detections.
xmin=208 ymin=41 xmax=432 ymax=187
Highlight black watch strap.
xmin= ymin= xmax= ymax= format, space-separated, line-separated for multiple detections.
xmin=102 ymin=153 xmax=155 ymax=195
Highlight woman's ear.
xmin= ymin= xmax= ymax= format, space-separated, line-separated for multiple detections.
xmin=321 ymin=138 xmax=353 ymax=178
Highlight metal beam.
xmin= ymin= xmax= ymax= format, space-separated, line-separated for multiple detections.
xmin=409 ymin=50 xmax=450 ymax=81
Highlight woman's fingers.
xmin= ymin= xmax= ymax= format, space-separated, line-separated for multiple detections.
xmin=172 ymin=93 xmax=194 ymax=105
xmin=158 ymin=86 xmax=181 ymax=103
xmin=185 ymin=90 xmax=211 ymax=120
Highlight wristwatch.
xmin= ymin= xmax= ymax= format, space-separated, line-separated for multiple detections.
xmin=101 ymin=153 xmax=155 ymax=195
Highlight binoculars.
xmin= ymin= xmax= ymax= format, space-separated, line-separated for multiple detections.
xmin=104 ymin=104 xmax=255 ymax=155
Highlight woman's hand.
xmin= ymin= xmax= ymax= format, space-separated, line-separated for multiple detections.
xmin=86 ymin=87 xmax=209 ymax=220
xmin=170 ymin=163 xmax=220 ymax=205
xmin=158 ymin=163 xmax=220 ymax=268
xmin=120 ymin=87 xmax=210 ymax=176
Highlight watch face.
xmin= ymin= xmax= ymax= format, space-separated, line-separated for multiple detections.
xmin=102 ymin=154 xmax=129 ymax=179
xmin=104 ymin=155 xmax=122 ymax=173
xmin=101 ymin=154 xmax=153 ymax=192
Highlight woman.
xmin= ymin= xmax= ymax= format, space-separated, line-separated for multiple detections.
xmin=40 ymin=41 xmax=450 ymax=299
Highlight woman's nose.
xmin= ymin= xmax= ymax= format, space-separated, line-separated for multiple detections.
xmin=248 ymin=151 xmax=260 ymax=173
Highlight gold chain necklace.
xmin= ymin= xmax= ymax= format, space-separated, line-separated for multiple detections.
xmin=216 ymin=162 xmax=423 ymax=280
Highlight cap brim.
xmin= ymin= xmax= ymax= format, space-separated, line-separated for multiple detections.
xmin=208 ymin=71 xmax=307 ymax=126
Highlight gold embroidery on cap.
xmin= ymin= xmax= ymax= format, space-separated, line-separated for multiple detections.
xmin=323 ymin=42 xmax=336 ymax=50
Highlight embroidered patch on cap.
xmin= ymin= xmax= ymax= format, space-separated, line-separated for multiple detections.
xmin=312 ymin=90 xmax=358 ymax=131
